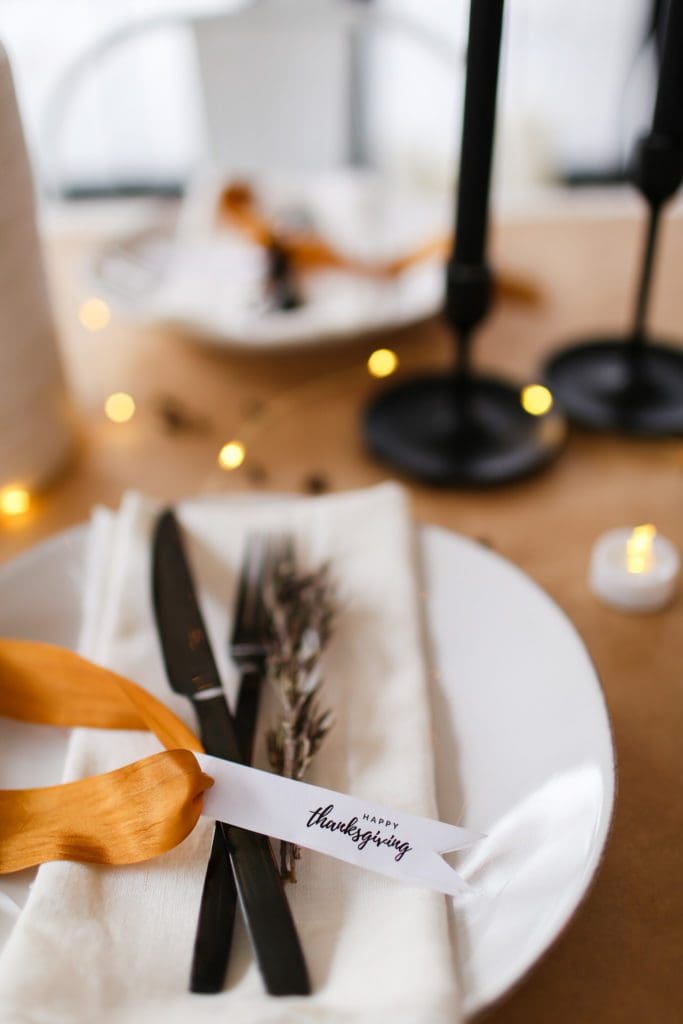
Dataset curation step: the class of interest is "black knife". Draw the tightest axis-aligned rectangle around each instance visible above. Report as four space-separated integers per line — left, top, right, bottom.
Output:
151 509 310 996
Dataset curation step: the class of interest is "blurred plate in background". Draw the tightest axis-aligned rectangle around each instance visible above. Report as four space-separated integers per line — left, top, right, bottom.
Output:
84 168 450 350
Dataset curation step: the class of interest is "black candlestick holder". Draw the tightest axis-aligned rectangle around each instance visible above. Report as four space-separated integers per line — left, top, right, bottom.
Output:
363 263 567 487
363 0 566 487
544 132 683 435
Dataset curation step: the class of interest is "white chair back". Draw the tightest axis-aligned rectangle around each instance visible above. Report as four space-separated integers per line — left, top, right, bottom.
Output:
192 0 359 172
41 0 459 191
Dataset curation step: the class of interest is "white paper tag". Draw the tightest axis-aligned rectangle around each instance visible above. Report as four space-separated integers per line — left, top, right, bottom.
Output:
196 754 481 895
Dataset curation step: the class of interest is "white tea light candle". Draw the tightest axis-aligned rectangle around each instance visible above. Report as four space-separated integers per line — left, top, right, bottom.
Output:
589 525 680 612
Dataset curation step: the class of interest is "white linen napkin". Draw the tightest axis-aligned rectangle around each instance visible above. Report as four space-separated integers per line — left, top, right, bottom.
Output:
0 484 461 1023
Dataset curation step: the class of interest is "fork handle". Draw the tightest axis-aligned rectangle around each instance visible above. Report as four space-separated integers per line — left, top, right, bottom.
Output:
234 668 263 764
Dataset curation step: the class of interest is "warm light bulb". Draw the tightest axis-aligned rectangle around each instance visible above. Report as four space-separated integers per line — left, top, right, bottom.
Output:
218 440 246 470
79 297 111 332
521 384 553 416
367 348 399 378
626 523 657 575
104 392 136 423
0 485 31 517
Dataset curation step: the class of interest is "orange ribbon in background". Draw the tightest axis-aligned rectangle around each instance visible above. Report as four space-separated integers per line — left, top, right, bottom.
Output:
0 639 213 873
217 181 542 304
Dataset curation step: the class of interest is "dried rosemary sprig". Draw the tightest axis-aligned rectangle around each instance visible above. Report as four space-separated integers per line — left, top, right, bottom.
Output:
265 553 336 881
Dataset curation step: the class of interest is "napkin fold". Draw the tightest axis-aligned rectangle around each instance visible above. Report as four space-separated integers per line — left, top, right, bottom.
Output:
0 484 461 1023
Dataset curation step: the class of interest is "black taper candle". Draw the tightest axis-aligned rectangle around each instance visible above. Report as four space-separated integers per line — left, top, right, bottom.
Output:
630 0 683 333
635 0 683 206
543 0 683 436
453 0 504 266
653 0 683 142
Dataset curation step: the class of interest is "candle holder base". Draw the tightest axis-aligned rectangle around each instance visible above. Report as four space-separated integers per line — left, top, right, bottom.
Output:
544 337 683 436
363 373 566 486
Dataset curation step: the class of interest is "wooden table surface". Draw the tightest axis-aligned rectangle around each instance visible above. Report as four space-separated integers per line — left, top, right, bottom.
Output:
1 203 682 1022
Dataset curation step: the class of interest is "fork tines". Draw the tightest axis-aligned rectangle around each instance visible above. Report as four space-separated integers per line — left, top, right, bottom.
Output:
231 533 293 761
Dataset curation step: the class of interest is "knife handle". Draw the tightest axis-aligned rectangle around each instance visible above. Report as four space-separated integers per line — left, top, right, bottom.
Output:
190 670 263 994
189 689 242 994
190 826 238 994
194 692 244 764
193 695 310 996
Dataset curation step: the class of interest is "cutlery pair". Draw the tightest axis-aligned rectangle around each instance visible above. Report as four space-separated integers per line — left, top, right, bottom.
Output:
152 511 309 996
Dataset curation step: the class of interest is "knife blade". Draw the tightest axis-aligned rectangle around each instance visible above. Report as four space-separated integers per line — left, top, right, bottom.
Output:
151 509 310 996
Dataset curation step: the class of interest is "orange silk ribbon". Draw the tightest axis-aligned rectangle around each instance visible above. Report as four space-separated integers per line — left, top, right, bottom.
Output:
0 639 214 873
217 181 542 304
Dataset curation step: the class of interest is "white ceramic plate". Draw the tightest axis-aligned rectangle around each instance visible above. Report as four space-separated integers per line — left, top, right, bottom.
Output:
85 170 449 351
0 524 614 1016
